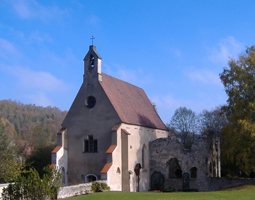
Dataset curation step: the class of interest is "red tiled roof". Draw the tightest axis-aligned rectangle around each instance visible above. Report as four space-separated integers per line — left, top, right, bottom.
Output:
100 73 168 130
51 146 62 153
106 145 117 153
121 128 131 135
100 163 112 174
111 124 121 132
58 127 67 134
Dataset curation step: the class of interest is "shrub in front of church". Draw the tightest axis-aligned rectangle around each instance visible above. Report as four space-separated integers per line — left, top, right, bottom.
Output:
91 182 110 192
2 166 62 200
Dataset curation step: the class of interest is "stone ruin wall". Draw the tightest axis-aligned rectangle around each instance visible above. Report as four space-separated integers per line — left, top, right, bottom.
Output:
149 133 221 191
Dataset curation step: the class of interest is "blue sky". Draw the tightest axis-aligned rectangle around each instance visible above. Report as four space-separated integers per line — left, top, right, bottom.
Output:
0 0 255 123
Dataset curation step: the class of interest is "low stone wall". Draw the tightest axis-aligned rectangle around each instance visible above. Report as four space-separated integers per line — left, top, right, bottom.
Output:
164 177 255 191
57 180 107 199
0 183 13 200
206 177 255 191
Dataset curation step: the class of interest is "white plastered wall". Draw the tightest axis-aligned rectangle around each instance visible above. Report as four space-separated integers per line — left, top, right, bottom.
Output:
57 148 68 185
108 123 168 191
56 130 68 185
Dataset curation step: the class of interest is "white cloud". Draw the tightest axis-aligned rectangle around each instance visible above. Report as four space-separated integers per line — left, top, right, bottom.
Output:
116 68 138 83
208 36 245 64
151 94 216 123
152 94 190 111
0 38 17 58
10 0 68 20
25 92 52 107
186 69 221 86
12 0 32 18
30 31 53 43
1 66 72 108
104 63 153 87
150 94 197 123
172 49 181 57
7 67 69 92
89 15 101 25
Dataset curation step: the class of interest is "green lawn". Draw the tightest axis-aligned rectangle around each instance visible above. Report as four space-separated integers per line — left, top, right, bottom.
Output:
65 185 255 200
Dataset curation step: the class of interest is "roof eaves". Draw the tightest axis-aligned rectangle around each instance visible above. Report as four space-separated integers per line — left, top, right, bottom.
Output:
106 145 117 154
111 124 121 132
121 128 131 135
51 146 62 153
58 127 67 134
100 163 112 174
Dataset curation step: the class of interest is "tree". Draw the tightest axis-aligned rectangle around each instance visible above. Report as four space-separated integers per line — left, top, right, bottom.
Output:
167 107 198 148
199 107 228 135
0 119 26 183
0 119 8 152
28 125 52 149
220 46 255 177
26 144 56 178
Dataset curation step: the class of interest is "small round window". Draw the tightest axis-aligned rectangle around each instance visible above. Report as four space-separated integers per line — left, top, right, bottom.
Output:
85 96 96 108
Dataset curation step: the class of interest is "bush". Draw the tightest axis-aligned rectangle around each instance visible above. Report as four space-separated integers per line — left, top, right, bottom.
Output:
1 166 62 200
91 182 110 192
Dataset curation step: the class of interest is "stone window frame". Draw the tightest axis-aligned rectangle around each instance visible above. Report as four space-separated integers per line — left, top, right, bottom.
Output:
83 135 98 153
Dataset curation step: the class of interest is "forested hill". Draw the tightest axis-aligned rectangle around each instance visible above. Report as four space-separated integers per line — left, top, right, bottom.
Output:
0 99 67 147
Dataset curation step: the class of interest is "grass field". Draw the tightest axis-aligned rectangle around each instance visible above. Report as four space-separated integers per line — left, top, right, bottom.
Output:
65 185 255 200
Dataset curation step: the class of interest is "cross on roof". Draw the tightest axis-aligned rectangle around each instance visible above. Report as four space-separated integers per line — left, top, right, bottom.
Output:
90 36 95 45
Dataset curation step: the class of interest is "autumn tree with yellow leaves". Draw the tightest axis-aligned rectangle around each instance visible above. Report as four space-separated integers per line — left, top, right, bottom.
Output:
220 46 255 177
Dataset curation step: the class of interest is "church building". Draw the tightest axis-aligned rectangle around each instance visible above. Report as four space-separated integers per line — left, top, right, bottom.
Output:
51 45 169 192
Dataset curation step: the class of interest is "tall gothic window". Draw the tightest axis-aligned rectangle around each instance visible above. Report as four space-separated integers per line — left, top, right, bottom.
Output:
190 167 197 178
142 144 146 168
84 135 97 152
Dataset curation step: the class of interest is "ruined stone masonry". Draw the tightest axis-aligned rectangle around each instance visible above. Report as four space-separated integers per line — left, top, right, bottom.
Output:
149 132 221 191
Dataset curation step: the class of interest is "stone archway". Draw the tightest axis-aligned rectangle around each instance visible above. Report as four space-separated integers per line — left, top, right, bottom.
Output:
85 174 97 183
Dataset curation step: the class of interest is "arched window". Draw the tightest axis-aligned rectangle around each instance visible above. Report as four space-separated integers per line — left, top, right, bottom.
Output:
90 55 95 68
85 174 97 183
61 167 66 184
116 167 121 174
190 167 197 178
142 144 146 168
